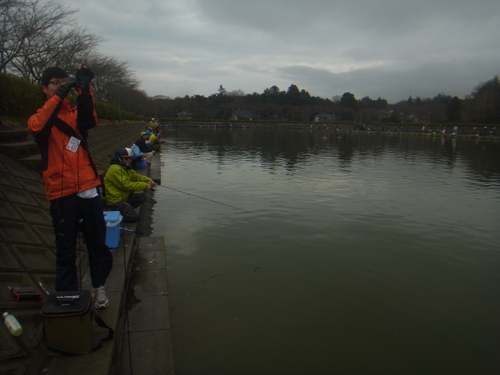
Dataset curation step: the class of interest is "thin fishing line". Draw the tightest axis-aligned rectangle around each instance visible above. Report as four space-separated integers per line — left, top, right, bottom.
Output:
157 184 247 212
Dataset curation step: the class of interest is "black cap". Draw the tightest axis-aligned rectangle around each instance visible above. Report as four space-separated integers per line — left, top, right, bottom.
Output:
40 67 68 86
119 148 138 160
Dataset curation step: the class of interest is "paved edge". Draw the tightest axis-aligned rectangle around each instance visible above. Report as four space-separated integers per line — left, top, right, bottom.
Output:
118 236 175 375
44 151 170 375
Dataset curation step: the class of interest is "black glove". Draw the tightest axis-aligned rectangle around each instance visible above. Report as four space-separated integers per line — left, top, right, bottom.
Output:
54 77 77 99
76 67 94 89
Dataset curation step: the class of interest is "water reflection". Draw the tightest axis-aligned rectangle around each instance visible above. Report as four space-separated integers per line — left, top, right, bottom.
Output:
167 129 500 183
154 128 500 375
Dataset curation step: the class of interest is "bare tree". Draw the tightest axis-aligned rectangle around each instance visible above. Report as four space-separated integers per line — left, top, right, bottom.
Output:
1 0 103 83
12 25 103 81
1 0 76 73
1 0 157 117
84 52 140 106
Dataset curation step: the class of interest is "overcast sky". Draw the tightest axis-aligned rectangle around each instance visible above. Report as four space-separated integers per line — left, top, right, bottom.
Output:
60 0 499 103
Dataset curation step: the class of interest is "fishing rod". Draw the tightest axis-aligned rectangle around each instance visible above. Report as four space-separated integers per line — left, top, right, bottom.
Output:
155 184 247 212
120 227 145 235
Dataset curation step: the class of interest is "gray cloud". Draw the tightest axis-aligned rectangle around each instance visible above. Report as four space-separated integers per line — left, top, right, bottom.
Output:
59 0 500 102
277 61 496 102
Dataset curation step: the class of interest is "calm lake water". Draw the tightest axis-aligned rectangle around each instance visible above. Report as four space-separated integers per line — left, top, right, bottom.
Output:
151 128 500 375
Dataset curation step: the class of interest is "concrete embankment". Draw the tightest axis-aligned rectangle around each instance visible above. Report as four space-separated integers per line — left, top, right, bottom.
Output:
0 122 173 375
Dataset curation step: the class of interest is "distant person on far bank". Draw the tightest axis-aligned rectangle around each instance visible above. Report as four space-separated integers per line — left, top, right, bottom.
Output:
27 64 113 309
104 148 156 223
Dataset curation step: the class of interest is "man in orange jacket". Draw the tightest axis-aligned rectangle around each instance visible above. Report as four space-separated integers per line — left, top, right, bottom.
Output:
28 65 112 309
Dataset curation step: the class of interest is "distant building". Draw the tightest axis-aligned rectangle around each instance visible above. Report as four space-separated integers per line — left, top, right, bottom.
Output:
231 110 254 120
314 113 337 122
177 110 193 119
152 95 171 100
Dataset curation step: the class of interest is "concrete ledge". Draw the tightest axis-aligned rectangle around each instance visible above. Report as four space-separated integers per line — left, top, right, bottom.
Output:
0 123 171 375
117 237 174 375
45 226 138 375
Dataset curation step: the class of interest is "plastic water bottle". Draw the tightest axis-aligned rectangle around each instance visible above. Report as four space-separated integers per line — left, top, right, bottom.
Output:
3 312 22 337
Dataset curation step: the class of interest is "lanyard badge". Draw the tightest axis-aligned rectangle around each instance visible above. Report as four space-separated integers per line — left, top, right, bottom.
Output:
66 136 81 153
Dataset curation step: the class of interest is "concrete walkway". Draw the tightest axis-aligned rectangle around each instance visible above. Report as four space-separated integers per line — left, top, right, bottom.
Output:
0 123 174 374
118 237 174 375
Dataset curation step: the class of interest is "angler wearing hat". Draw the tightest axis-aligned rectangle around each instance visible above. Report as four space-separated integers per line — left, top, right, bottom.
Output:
27 65 113 309
148 128 163 152
133 131 155 165
104 148 156 223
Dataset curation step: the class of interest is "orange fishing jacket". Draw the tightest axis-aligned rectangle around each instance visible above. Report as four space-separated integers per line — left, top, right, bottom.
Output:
28 89 100 201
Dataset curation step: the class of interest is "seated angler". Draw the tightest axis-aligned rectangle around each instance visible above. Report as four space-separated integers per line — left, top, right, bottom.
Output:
148 129 163 152
104 148 156 222
134 131 155 165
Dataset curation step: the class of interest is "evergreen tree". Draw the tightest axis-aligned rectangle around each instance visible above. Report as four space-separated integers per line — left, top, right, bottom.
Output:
340 92 358 109
445 96 461 122
472 76 500 123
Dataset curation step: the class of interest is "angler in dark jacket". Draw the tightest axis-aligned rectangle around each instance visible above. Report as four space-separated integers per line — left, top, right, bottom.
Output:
134 131 154 164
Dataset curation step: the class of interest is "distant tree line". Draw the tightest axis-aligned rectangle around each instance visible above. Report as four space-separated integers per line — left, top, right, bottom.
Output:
2 0 499 125
152 79 500 125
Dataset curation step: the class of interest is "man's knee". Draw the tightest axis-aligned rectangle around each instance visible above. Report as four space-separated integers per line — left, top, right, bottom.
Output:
109 202 140 223
128 192 147 208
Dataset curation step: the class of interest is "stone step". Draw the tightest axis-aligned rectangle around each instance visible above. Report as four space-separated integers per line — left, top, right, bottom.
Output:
0 140 39 159
17 154 41 171
0 129 29 143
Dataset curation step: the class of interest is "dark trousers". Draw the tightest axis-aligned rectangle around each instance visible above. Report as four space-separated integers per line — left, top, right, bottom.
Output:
109 192 146 223
50 193 113 291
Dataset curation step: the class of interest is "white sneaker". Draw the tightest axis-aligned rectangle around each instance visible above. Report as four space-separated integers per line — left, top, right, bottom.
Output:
93 286 109 309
